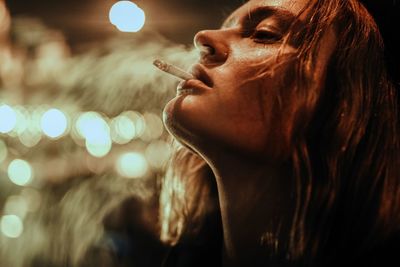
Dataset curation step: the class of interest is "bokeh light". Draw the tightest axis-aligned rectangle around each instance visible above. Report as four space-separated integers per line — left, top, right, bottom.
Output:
110 113 136 144
116 152 148 178
130 111 146 138
0 139 7 163
21 188 42 213
75 112 112 157
1 215 23 238
12 106 28 135
4 195 29 218
0 104 17 133
109 1 146 32
85 137 112 158
75 112 107 140
40 108 68 138
145 140 171 169
12 106 43 147
19 130 42 148
7 159 33 186
140 113 164 141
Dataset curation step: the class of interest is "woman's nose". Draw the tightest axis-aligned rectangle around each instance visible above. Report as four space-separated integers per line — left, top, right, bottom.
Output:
194 30 229 65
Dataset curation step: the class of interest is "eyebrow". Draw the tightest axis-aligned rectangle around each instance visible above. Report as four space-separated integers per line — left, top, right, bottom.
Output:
222 6 297 29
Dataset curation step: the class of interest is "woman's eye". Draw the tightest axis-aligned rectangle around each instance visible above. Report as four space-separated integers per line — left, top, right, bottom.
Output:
251 30 282 43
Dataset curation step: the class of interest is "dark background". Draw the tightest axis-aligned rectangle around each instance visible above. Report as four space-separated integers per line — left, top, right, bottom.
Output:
5 0 243 51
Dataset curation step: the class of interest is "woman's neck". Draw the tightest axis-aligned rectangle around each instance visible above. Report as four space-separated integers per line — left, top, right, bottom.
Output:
205 152 294 267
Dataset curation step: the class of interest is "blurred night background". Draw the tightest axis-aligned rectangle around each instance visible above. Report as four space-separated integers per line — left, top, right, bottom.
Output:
0 1 241 267
6 0 242 51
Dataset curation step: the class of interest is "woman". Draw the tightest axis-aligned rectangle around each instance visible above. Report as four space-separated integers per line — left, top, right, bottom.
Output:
160 0 400 266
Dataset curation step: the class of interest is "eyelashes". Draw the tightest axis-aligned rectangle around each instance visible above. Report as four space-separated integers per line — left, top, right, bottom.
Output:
251 29 283 44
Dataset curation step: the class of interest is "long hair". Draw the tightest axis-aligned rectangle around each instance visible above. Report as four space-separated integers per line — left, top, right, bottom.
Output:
286 0 400 264
159 0 400 265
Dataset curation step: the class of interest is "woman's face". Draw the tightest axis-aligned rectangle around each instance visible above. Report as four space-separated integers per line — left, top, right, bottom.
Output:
163 0 334 160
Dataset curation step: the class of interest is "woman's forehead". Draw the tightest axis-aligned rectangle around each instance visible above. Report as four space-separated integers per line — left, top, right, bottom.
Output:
223 0 310 27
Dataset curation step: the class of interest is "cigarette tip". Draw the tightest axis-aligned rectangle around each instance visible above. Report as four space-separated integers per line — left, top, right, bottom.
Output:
153 59 167 70
152 58 194 80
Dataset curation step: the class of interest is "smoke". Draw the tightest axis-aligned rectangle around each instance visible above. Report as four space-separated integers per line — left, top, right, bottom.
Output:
0 17 199 267
54 30 199 116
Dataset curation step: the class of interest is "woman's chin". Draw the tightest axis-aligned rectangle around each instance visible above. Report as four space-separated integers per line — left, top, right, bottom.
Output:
163 98 191 139
162 99 178 136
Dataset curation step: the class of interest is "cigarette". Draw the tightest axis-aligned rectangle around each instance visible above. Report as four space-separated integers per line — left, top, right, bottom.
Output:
153 59 194 80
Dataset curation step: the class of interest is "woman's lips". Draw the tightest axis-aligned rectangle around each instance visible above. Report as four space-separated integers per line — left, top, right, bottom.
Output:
190 64 214 87
176 64 213 96
176 79 211 95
